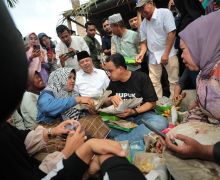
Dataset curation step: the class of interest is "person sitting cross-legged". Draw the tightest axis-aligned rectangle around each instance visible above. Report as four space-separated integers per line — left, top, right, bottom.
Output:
103 53 168 142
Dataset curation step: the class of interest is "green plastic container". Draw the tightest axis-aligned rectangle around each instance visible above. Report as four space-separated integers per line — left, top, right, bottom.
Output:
99 112 119 121
155 105 171 114
125 57 136 64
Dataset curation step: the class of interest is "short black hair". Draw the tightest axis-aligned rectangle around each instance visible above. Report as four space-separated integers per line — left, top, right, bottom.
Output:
101 18 108 25
56 25 70 35
106 53 127 69
85 21 96 30
71 69 76 76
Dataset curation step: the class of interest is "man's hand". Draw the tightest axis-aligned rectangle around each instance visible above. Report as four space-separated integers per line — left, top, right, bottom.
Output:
117 108 135 118
59 54 69 67
109 95 122 107
161 53 169 65
165 134 213 160
68 47 77 53
136 53 144 64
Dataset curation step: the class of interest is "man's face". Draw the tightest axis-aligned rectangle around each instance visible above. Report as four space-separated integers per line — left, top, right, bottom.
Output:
110 24 120 36
138 2 154 19
79 57 94 74
58 30 72 47
86 25 96 38
104 61 122 81
102 20 112 34
129 17 138 30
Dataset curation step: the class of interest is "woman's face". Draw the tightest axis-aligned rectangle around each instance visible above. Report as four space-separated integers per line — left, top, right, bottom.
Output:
41 36 50 48
180 40 199 71
66 72 75 92
29 33 38 46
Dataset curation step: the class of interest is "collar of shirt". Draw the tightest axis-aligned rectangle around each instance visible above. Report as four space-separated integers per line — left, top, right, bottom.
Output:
149 8 158 21
81 68 98 76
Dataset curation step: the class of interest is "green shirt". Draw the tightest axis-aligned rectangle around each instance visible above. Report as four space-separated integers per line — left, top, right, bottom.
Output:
111 29 140 71
84 35 101 68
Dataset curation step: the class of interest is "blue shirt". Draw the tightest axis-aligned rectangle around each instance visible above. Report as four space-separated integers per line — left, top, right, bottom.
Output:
37 90 77 124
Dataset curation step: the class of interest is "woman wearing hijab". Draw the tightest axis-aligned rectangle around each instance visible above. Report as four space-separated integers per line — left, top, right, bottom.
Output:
37 67 94 124
161 9 220 164
26 32 49 84
173 0 205 98
0 2 146 179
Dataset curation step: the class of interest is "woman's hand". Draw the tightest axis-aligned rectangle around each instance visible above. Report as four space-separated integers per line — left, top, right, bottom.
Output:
75 96 94 108
76 139 126 164
165 134 213 160
156 136 166 154
88 154 114 175
30 49 41 59
62 125 86 159
47 51 56 61
53 119 80 136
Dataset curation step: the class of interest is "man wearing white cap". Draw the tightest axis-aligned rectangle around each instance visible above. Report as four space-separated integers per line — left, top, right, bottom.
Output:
136 0 179 98
108 13 141 72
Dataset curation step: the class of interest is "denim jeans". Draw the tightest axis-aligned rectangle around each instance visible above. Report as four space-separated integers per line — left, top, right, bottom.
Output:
108 111 168 143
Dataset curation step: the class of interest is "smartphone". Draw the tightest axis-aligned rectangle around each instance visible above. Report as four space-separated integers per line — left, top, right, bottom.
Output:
141 120 178 146
65 124 78 131
65 51 76 58
33 45 40 51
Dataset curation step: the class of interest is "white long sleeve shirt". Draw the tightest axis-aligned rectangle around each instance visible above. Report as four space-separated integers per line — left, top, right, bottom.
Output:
55 36 90 70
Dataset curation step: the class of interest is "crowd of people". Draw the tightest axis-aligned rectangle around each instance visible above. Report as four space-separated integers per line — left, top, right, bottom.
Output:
1 0 220 179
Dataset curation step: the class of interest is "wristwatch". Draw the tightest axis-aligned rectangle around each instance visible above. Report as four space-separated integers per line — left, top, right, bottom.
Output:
47 128 53 139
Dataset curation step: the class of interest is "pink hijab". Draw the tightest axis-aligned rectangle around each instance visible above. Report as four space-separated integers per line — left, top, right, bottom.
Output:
179 10 220 78
26 32 47 73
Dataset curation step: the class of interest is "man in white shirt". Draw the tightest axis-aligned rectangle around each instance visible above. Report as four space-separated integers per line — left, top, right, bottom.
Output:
55 25 90 71
75 51 110 98
136 0 179 98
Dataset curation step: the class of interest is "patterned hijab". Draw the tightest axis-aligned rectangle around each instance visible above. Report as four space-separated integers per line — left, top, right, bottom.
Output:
44 67 80 120
45 67 77 98
179 10 220 78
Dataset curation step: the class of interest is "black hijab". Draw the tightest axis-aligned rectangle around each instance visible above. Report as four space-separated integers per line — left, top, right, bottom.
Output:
0 1 28 121
174 0 205 33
